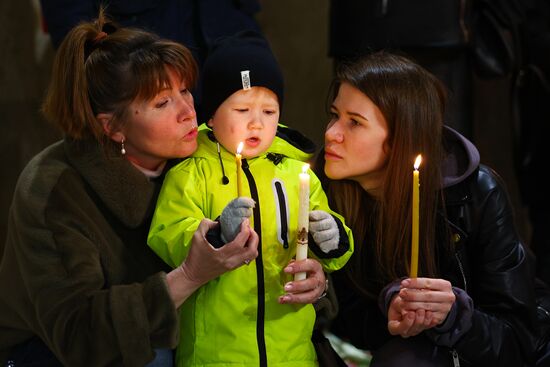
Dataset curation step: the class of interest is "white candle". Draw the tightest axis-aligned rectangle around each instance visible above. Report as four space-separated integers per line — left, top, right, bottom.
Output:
295 163 310 281
236 142 243 197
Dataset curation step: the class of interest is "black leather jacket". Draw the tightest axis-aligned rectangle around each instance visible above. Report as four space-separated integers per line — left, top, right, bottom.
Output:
439 164 538 366
330 127 540 366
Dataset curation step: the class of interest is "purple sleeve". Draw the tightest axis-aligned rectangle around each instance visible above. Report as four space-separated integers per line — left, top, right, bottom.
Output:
425 287 474 347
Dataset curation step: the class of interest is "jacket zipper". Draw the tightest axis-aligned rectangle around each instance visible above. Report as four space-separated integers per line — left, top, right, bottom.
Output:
273 181 289 249
454 252 468 293
242 159 268 367
451 247 465 366
452 349 461 366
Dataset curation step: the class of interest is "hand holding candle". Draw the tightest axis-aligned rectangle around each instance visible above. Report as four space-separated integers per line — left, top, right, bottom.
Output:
235 142 244 197
410 155 422 278
295 163 310 281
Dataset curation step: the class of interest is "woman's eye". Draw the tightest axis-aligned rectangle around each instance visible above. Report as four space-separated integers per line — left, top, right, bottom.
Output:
155 100 168 108
349 119 360 127
235 108 248 112
264 109 276 115
180 88 189 95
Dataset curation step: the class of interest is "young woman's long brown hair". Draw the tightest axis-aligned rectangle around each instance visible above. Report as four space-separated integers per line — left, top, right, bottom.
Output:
42 8 197 142
317 52 449 297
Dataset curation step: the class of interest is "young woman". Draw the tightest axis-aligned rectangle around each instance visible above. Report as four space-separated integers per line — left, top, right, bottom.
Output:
316 51 542 366
0 11 325 366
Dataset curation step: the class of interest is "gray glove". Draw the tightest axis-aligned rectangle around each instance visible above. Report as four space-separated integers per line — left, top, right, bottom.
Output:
220 197 255 243
309 210 339 253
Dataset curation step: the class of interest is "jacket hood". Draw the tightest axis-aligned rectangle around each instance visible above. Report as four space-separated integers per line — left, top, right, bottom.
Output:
441 126 480 188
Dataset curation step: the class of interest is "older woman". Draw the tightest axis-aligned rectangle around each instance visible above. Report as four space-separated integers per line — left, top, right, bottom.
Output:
0 11 325 367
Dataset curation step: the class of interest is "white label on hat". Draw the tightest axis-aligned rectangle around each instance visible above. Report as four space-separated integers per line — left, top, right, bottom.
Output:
241 70 251 90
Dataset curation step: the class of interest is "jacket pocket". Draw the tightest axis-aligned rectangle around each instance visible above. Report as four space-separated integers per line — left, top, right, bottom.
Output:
272 179 289 249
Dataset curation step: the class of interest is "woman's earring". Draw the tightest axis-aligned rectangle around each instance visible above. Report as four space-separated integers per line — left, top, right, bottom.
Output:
121 138 126 155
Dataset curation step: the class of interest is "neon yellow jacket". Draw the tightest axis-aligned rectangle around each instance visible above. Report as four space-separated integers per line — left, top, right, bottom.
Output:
148 126 353 367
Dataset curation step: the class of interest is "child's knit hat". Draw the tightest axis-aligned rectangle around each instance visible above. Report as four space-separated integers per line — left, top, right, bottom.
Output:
200 30 284 120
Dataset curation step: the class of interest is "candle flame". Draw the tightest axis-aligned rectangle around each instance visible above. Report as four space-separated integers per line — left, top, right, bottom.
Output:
414 155 422 170
302 163 310 173
236 142 244 155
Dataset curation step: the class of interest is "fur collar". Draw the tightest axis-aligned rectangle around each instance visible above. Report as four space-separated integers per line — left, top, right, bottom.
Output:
64 138 157 228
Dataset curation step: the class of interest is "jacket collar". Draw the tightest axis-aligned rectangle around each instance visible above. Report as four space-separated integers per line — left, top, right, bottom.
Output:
64 138 157 228
193 124 316 162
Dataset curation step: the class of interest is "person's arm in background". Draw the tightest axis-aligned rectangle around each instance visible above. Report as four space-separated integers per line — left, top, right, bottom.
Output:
40 0 97 48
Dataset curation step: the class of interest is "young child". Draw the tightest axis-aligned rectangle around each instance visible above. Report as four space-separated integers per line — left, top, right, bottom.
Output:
148 30 353 367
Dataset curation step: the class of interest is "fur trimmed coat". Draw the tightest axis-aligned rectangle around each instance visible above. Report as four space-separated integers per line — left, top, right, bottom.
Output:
0 139 178 366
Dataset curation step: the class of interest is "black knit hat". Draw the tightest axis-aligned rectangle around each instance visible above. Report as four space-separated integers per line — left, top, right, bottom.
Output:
200 30 284 121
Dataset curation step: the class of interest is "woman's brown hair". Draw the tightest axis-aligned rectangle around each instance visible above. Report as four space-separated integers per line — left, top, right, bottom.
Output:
42 8 198 142
316 51 449 296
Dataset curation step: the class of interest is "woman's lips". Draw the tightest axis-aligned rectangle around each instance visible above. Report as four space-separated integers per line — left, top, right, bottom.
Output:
183 127 198 141
324 148 342 160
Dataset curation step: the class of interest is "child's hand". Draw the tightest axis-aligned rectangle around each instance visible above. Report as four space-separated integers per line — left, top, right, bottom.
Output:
309 210 339 253
220 197 255 243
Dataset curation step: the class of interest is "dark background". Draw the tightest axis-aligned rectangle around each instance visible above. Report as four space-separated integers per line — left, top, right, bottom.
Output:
0 0 530 247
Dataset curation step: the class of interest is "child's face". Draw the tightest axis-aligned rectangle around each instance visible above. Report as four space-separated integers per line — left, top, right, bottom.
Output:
209 86 280 158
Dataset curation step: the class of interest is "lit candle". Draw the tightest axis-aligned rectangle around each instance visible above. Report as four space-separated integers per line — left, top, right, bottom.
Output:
410 154 422 278
295 163 310 281
236 142 243 197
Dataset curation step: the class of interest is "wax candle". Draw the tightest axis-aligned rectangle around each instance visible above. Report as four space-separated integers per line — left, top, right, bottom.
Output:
295 163 310 281
236 142 243 197
410 154 422 278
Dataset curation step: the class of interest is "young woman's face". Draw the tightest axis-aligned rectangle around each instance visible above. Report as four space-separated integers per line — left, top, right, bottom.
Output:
121 68 198 170
324 82 389 194
208 86 279 158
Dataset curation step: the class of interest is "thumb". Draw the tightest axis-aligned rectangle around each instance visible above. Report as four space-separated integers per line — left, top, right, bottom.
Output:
309 210 328 221
197 218 217 235
387 320 401 335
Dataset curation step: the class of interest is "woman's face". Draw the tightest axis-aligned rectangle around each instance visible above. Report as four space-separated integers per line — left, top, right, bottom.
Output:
208 86 279 158
119 68 198 170
324 82 389 194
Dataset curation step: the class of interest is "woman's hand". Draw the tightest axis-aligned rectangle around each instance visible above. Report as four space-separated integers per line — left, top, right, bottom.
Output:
167 218 259 308
387 277 455 338
278 259 327 304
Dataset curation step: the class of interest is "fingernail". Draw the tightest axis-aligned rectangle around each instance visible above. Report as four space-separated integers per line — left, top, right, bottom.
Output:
284 266 294 273
401 279 410 287
280 295 291 303
284 283 293 291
